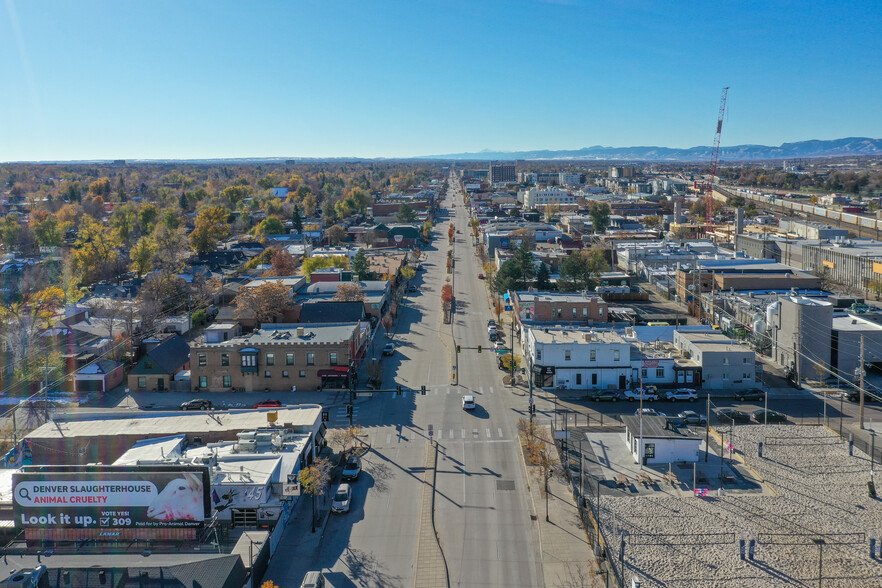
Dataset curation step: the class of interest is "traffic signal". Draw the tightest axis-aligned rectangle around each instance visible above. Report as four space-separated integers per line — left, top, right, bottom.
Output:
321 410 329 422
345 404 353 416
421 385 427 395
456 345 461 353
529 404 536 415
477 345 482 353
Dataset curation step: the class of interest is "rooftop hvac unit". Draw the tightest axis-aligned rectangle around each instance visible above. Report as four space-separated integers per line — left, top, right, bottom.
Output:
3 566 48 588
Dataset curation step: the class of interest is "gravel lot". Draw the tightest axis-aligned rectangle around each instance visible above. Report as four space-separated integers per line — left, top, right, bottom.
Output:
597 425 882 587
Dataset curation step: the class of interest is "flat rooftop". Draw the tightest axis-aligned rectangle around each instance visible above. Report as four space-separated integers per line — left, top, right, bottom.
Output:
620 415 701 439
515 291 604 303
200 322 360 347
530 328 626 345
832 314 882 332
27 406 322 441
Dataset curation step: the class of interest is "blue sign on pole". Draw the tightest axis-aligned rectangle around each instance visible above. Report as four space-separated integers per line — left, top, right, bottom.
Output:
504 305 513 311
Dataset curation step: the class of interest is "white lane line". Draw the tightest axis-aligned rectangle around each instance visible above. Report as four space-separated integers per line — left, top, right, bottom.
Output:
489 387 494 394
498 428 503 438
450 429 454 439
479 387 484 395
485 428 491 438
446 388 451 395
386 433 391 444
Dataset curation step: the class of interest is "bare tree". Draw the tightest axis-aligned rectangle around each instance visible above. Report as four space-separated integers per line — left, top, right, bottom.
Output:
298 456 333 533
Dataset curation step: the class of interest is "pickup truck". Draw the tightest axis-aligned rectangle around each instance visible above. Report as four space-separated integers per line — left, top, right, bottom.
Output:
623 387 659 401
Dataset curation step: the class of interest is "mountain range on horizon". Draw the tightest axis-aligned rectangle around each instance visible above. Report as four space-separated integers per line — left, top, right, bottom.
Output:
419 137 882 162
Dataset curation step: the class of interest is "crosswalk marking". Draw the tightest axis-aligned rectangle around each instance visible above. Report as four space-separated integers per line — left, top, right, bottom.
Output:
498 428 503 437
485 428 491 438
479 387 484 395
434 389 438 395
437 429 442 440
489 387 494 394
446 388 451 395
461 428 465 439
450 429 454 439
386 433 391 444
472 429 478 438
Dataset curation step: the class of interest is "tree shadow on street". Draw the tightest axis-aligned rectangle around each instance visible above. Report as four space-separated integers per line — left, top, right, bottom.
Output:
331 546 404 588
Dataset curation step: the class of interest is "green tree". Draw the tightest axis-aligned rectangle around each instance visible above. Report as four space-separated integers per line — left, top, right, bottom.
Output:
129 236 157 276
151 224 189 273
493 259 522 295
558 248 608 291
301 255 349 278
535 262 551 290
292 204 303 234
254 216 286 236
110 204 140 245
588 201 611 234
190 206 230 254
33 215 65 247
0 215 21 252
349 188 372 212
72 216 121 282
396 203 417 223
351 248 371 280
512 245 535 289
137 203 159 236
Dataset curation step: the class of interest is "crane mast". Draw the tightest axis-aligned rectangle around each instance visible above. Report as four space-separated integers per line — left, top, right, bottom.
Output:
706 86 729 231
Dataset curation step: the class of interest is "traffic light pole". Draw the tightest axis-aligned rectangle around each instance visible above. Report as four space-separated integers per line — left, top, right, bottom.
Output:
341 385 428 427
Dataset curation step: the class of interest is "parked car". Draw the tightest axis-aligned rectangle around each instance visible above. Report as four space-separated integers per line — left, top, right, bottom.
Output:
487 319 496 327
252 399 282 408
181 399 212 411
665 388 698 402
677 410 707 426
331 484 352 513
341 456 362 481
478 273 485 279
715 408 751 423
407 285 418 292
845 391 877 403
417 265 425 271
634 408 666 417
462 395 476 410
623 386 659 401
300 571 325 588
494 341 507 352
489 331 498 342
752 409 787 423
591 390 622 402
382 342 395 356
735 388 765 402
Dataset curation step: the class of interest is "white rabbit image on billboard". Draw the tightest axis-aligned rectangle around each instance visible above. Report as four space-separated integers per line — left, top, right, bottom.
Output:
147 473 204 522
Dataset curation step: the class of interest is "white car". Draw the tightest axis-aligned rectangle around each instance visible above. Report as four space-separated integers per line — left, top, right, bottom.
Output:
665 388 698 402
634 408 666 417
623 387 659 401
331 483 352 513
462 395 476 410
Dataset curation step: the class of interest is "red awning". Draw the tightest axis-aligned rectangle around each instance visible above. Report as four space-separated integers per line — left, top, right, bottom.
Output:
317 367 349 377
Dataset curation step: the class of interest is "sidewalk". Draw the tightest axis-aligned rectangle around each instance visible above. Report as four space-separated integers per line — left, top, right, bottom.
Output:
522 428 604 587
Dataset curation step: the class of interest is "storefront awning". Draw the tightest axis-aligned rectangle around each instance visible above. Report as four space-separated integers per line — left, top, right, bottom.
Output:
318 367 350 377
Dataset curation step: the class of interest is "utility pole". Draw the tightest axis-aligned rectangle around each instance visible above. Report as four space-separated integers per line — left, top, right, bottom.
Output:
705 394 711 462
859 335 865 430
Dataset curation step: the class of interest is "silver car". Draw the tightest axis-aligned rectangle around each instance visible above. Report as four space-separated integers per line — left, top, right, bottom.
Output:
331 483 352 513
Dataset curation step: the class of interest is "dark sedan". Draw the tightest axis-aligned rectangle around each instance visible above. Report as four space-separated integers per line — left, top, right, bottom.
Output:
735 388 765 402
715 408 751 423
752 409 787 423
591 390 622 402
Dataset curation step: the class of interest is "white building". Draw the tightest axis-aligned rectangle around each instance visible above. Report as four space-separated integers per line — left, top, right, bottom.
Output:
673 331 757 390
621 416 702 465
527 328 632 390
519 186 575 209
559 172 582 186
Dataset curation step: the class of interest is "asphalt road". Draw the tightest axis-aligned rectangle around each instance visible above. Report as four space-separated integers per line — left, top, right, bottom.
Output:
266 173 544 587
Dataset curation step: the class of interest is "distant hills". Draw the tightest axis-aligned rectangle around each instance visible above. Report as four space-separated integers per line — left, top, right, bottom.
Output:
420 137 882 162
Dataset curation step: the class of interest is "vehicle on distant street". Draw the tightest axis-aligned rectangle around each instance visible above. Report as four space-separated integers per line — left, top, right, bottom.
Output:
252 399 282 409
331 484 352 513
623 386 659 401
478 273 485 279
462 395 476 410
735 388 765 402
677 410 707 426
752 409 787 423
715 408 751 423
634 408 665 417
845 390 877 403
181 399 213 411
591 390 622 402
665 388 698 402
382 342 395 356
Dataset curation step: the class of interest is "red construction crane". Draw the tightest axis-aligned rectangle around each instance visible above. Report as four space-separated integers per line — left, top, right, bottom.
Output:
706 86 729 231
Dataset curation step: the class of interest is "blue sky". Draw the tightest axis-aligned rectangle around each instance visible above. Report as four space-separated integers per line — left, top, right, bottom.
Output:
1 0 880 160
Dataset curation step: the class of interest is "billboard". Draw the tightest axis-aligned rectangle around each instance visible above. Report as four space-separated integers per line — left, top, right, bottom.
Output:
13 465 210 530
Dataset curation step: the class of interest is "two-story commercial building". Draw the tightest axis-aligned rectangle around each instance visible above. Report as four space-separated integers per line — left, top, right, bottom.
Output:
189 322 371 393
672 330 757 390
513 291 608 325
526 328 632 390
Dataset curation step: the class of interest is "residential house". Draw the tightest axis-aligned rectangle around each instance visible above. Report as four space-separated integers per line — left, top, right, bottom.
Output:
127 333 191 392
73 359 125 395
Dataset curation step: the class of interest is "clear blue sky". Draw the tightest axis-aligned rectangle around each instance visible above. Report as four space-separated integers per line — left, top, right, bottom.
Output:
1 0 880 161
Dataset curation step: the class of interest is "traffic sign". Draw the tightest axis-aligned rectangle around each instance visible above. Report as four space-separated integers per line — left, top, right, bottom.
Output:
428 424 434 438
504 305 513 311
528 397 534 405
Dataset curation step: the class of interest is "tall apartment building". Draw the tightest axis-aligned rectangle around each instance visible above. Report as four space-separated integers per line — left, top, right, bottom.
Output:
610 166 636 178
490 162 516 183
519 186 575 208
